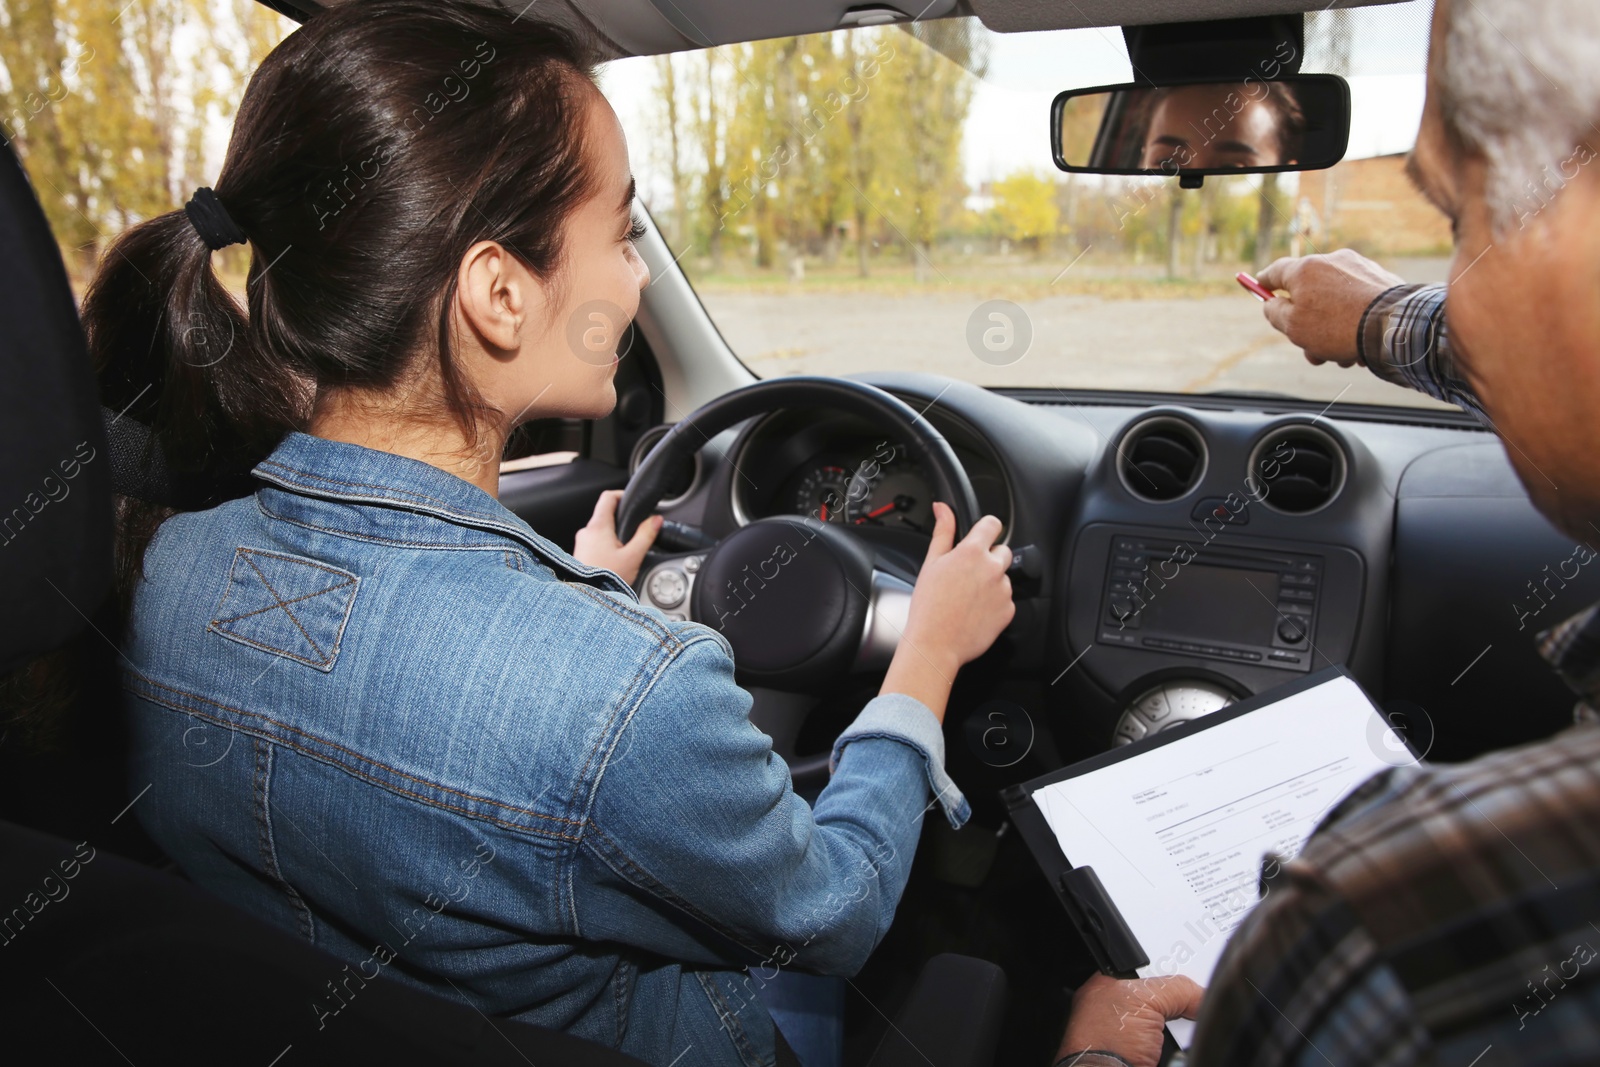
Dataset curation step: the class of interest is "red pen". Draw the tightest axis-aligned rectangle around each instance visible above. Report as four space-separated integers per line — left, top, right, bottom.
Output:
1236 271 1274 301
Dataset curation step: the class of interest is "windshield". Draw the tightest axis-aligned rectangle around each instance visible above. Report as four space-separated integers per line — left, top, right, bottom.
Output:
601 2 1448 409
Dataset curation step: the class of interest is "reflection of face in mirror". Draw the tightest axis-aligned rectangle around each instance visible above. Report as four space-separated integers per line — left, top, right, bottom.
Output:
1135 83 1305 170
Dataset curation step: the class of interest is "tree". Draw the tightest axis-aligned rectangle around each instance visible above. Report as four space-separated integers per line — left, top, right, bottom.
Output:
638 23 983 280
650 54 690 251
992 170 1060 254
791 33 853 265
873 21 984 282
841 28 888 277
691 50 731 272
737 39 791 270
0 0 290 278
1165 185 1183 279
1189 178 1218 276
1253 172 1283 271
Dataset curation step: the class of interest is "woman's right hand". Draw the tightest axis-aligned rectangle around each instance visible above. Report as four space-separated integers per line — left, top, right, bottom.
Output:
899 501 1015 678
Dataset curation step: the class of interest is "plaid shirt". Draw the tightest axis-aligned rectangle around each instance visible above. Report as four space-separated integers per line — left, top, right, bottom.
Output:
1057 285 1600 1067
1355 283 1494 425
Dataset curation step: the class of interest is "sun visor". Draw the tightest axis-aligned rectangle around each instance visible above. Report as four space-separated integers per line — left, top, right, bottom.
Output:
965 0 1405 35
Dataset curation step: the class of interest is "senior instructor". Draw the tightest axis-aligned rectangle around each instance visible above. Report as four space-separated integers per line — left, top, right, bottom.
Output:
1051 2 1600 1065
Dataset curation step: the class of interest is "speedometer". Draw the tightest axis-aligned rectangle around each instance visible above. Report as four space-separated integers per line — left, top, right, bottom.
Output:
846 447 933 532
793 465 851 524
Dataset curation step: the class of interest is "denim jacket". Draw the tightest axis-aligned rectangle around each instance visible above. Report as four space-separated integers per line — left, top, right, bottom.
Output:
121 430 971 1067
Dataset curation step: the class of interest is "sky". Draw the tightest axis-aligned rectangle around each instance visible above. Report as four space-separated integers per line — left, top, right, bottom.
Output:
599 1 1436 205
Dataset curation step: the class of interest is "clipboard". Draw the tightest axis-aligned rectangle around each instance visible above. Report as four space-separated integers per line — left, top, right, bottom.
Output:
1001 665 1410 979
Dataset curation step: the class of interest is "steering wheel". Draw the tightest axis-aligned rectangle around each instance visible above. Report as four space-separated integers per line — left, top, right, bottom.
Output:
616 377 983 786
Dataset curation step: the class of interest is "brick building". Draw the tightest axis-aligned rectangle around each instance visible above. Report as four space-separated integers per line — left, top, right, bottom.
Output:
1294 152 1453 257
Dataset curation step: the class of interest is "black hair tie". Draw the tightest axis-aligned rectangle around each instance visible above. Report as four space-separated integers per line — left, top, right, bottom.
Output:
184 187 248 251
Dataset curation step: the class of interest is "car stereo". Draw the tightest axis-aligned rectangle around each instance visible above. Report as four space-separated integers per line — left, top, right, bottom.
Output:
1095 534 1321 672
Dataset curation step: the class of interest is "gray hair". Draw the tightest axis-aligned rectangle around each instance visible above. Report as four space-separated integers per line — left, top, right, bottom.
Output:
1438 0 1600 233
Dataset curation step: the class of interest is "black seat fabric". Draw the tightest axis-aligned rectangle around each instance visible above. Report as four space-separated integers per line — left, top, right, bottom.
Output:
0 134 113 672
865 953 1009 1067
0 108 156 861
0 817 650 1066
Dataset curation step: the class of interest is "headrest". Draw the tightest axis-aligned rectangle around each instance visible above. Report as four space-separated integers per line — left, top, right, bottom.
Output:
100 406 260 512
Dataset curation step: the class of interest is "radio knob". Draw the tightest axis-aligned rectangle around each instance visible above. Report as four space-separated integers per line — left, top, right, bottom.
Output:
1112 680 1236 746
1277 617 1307 643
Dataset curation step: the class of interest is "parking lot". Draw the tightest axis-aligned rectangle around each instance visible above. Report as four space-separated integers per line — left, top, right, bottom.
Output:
701 289 1456 410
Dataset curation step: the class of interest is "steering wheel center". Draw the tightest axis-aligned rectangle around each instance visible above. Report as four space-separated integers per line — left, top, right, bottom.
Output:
691 516 874 690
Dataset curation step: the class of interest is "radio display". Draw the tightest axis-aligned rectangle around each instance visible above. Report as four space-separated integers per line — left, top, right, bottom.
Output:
1138 563 1282 646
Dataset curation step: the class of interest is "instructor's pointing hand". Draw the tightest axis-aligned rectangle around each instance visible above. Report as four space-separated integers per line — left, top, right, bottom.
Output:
1257 249 1406 367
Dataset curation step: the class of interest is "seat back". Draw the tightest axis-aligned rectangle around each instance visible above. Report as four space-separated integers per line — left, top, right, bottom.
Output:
0 129 158 860
0 816 649 1065
0 136 113 672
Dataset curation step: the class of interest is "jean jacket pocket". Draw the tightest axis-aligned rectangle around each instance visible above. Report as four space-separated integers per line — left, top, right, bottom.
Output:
207 546 360 672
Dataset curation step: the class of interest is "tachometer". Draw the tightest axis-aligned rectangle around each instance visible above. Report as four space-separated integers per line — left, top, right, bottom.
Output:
793 464 852 524
846 447 933 532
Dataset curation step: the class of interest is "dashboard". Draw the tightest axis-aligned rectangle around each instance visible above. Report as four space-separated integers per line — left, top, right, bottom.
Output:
626 369 1600 811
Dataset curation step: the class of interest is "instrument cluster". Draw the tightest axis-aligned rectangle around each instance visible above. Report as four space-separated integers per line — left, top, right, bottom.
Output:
786 442 938 532
729 408 1011 545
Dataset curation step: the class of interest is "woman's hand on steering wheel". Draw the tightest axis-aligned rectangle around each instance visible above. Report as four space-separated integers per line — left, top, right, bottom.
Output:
881 502 1014 724
904 502 1015 670
574 489 663 586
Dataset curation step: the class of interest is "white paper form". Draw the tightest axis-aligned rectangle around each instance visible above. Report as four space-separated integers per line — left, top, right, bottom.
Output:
1032 673 1416 1047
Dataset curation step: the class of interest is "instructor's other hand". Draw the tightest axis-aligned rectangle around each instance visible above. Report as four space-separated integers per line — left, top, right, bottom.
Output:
574 489 661 587
1257 249 1406 367
1055 973 1205 1067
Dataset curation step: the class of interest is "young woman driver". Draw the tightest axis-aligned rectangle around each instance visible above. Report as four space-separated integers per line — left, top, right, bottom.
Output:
85 3 1015 1065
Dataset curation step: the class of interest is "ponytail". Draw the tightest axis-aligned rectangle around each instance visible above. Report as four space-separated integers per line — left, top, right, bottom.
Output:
83 200 302 620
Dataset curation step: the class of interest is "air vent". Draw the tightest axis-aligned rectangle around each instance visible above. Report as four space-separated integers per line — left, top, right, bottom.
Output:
1118 417 1206 502
1249 426 1347 514
629 425 701 506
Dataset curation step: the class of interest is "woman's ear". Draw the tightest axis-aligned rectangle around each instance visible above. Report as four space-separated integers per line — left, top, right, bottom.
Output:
455 240 537 355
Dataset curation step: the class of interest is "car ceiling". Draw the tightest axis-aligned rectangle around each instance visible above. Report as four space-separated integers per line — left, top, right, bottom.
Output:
296 0 1412 57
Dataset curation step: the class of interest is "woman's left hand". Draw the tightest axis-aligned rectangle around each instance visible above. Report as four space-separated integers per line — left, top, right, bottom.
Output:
572 489 663 587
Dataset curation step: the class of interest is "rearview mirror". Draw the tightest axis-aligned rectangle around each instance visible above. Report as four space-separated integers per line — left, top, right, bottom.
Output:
1051 74 1350 177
